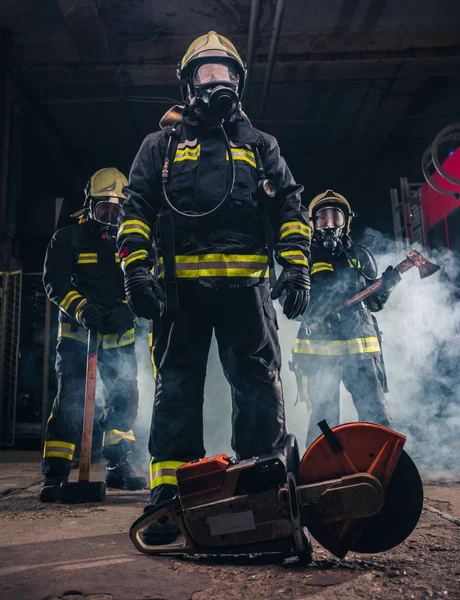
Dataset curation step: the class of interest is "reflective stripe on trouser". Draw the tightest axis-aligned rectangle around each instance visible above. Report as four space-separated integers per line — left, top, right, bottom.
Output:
102 429 136 447
42 337 138 476
150 459 185 489
43 440 76 461
58 323 135 349
293 336 381 355
150 282 285 463
292 354 391 448
157 254 269 279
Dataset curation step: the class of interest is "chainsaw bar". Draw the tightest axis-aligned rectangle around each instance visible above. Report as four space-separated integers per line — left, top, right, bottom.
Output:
297 422 423 558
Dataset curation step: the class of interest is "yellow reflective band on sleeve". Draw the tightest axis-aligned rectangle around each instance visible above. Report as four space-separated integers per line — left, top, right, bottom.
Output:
293 336 381 355
280 250 309 267
158 254 269 279
279 221 311 240
118 220 151 240
77 253 98 264
101 328 135 349
115 252 121 264
348 258 362 269
102 429 136 447
58 322 88 343
311 262 334 275
121 249 149 272
43 440 76 461
59 290 83 311
150 459 185 490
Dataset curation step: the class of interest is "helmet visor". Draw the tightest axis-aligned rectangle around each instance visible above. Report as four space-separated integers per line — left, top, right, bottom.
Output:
315 207 345 230
93 198 122 226
193 63 239 87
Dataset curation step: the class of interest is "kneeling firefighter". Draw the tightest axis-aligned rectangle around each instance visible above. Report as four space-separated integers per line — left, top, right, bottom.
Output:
40 168 146 501
291 190 401 448
117 32 311 543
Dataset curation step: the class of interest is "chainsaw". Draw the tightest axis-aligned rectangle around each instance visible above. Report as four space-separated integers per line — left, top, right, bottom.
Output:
130 421 423 562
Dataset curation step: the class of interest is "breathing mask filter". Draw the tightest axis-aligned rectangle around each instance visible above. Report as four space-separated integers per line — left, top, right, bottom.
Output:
192 62 240 121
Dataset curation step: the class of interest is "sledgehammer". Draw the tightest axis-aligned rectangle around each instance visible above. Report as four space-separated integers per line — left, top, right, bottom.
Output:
60 329 106 503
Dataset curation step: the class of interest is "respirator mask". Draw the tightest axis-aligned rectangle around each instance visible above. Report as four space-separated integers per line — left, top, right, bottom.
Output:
90 197 122 238
192 62 239 121
314 206 346 250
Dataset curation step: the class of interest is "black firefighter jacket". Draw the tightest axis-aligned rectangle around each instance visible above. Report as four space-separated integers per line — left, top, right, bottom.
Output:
293 244 392 359
117 112 311 287
43 220 134 345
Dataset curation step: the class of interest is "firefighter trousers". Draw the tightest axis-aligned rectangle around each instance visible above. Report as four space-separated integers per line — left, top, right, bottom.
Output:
149 282 286 504
42 331 138 476
294 354 391 448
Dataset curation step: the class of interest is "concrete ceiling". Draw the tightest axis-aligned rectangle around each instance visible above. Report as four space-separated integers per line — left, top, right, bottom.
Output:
2 0 460 230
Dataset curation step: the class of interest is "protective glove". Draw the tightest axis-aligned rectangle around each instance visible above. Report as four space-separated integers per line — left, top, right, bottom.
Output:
76 302 105 331
381 266 401 292
124 266 165 320
100 304 134 338
271 265 311 320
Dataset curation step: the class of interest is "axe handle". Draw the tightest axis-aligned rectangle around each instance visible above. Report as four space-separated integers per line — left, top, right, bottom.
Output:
336 256 415 311
78 329 98 483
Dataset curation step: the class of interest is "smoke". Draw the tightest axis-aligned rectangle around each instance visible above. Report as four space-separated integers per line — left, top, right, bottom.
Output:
133 236 460 477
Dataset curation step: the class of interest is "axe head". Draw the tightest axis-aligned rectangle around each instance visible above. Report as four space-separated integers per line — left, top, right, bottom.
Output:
407 250 441 279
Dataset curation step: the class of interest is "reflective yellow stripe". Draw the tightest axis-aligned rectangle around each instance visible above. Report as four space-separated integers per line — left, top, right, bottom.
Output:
279 221 311 240
102 429 136 446
150 459 185 489
43 440 76 461
174 145 201 162
115 252 121 264
74 298 87 318
226 147 256 169
101 328 135 349
158 254 269 279
77 253 98 264
293 337 381 355
348 258 362 269
58 322 88 344
280 250 308 267
59 290 82 311
118 220 151 240
311 262 334 275
121 249 149 271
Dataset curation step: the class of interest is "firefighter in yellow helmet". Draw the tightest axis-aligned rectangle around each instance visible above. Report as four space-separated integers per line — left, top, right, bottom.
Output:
40 168 146 501
290 190 401 447
117 32 311 543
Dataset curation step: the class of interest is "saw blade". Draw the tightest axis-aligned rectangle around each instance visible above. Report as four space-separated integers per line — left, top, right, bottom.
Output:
350 449 423 553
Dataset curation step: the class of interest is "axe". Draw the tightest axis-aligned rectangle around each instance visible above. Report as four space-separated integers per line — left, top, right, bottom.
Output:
310 250 440 329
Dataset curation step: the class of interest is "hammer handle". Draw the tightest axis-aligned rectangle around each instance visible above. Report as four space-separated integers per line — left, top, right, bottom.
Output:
78 329 98 483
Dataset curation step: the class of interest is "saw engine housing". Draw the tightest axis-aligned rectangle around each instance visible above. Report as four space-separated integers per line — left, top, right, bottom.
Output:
130 422 423 561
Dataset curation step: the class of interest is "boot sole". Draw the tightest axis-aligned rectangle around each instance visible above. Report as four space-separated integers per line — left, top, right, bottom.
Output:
105 480 146 491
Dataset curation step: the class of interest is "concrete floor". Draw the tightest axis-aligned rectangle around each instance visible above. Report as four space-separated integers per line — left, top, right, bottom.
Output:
0 451 459 600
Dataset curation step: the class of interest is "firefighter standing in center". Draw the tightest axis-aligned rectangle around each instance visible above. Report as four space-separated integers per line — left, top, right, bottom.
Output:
117 32 311 542
291 190 401 448
40 168 146 501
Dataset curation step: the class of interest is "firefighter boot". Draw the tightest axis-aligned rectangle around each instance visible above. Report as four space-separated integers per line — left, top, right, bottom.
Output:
39 475 68 502
141 484 180 545
103 440 146 490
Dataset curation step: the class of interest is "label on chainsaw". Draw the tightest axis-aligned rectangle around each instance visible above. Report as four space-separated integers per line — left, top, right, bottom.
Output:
207 511 256 536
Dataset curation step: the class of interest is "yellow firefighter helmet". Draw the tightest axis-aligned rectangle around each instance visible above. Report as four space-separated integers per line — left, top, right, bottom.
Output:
87 167 128 200
308 189 354 234
178 31 246 96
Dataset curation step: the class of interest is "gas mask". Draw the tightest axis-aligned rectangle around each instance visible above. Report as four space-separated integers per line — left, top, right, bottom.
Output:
191 62 239 121
90 197 122 238
314 206 346 250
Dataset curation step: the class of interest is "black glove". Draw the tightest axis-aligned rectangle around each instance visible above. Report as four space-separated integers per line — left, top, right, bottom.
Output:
124 266 165 320
271 265 311 320
381 266 401 291
76 302 105 331
100 304 134 338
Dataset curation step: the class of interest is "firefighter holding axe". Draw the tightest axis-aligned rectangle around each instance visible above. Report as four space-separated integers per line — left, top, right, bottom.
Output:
289 190 439 448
